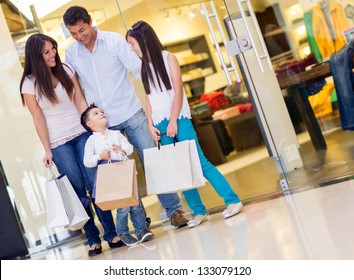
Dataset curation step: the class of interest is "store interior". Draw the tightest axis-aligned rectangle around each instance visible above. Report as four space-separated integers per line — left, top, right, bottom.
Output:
1 0 354 257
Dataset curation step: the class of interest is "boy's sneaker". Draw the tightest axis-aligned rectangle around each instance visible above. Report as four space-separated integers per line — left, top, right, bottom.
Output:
120 234 138 246
137 230 154 243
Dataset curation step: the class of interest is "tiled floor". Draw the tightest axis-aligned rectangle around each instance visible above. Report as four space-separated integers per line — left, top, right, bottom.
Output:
29 179 354 260
20 122 354 261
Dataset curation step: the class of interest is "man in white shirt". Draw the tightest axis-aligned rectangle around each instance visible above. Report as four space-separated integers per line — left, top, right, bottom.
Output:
63 6 189 228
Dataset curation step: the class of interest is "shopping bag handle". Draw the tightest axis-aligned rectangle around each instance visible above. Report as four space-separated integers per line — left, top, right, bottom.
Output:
157 136 177 150
107 152 128 164
47 166 58 181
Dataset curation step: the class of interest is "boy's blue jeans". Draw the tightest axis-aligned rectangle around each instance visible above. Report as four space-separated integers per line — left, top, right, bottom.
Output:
116 203 147 236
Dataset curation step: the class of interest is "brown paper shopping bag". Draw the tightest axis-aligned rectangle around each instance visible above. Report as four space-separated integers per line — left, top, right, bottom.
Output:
95 159 139 210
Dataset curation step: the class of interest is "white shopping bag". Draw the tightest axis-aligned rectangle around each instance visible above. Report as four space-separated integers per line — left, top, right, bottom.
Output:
45 176 69 228
45 168 90 231
143 139 205 195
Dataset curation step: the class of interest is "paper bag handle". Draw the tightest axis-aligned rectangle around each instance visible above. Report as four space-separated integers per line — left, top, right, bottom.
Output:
47 166 58 181
157 136 177 150
107 152 128 164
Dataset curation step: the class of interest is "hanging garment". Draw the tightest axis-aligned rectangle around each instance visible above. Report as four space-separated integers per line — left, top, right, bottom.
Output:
329 41 354 130
304 11 323 62
312 1 350 59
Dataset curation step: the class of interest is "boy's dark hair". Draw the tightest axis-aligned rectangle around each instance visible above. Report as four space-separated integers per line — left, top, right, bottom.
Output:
80 104 98 132
126 21 171 95
63 6 91 26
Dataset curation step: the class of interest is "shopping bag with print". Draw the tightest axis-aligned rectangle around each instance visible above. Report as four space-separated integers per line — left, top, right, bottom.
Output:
95 159 139 210
143 139 205 195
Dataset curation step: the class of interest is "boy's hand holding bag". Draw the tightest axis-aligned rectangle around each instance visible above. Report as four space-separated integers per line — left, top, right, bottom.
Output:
95 155 139 211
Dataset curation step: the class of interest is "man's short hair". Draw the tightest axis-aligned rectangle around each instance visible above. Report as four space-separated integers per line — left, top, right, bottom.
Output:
63 6 91 26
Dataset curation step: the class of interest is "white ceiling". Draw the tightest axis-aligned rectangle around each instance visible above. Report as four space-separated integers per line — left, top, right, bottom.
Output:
36 0 207 20
39 0 143 20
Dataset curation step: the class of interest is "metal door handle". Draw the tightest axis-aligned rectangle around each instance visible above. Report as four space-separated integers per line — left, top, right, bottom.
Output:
236 0 273 72
201 1 241 83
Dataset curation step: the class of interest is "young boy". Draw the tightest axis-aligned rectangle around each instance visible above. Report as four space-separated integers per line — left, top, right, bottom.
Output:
81 104 153 246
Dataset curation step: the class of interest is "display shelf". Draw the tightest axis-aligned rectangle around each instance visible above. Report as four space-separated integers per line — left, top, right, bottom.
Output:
164 35 216 97
255 3 294 60
180 57 209 67
182 72 214 83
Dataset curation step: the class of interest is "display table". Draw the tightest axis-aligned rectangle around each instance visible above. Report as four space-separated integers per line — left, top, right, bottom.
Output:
192 106 262 165
276 62 332 150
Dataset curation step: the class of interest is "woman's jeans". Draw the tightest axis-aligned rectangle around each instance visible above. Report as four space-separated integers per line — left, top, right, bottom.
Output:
155 117 241 216
109 108 182 218
51 132 117 246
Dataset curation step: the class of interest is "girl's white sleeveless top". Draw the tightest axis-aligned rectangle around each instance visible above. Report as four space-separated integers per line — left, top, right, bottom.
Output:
147 50 191 126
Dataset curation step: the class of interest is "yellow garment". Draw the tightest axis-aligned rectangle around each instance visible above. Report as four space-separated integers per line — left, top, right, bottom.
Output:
312 1 349 59
308 83 334 118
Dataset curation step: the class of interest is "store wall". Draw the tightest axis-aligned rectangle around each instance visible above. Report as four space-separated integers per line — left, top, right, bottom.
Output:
0 8 41 246
98 1 227 106
104 1 221 61
0 8 69 249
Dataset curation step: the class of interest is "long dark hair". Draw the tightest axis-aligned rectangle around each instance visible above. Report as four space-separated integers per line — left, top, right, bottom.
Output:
19 34 74 105
126 21 171 94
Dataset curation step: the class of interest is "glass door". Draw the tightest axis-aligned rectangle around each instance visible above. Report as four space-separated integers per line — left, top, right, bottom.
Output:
114 0 300 212
0 0 127 251
203 0 354 193
201 0 302 192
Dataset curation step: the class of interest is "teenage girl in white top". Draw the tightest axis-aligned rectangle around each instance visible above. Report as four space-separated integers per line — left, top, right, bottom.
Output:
126 21 243 227
20 34 123 256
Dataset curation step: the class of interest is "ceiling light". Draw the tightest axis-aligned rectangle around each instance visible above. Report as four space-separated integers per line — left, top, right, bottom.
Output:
165 11 171 21
188 8 196 19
